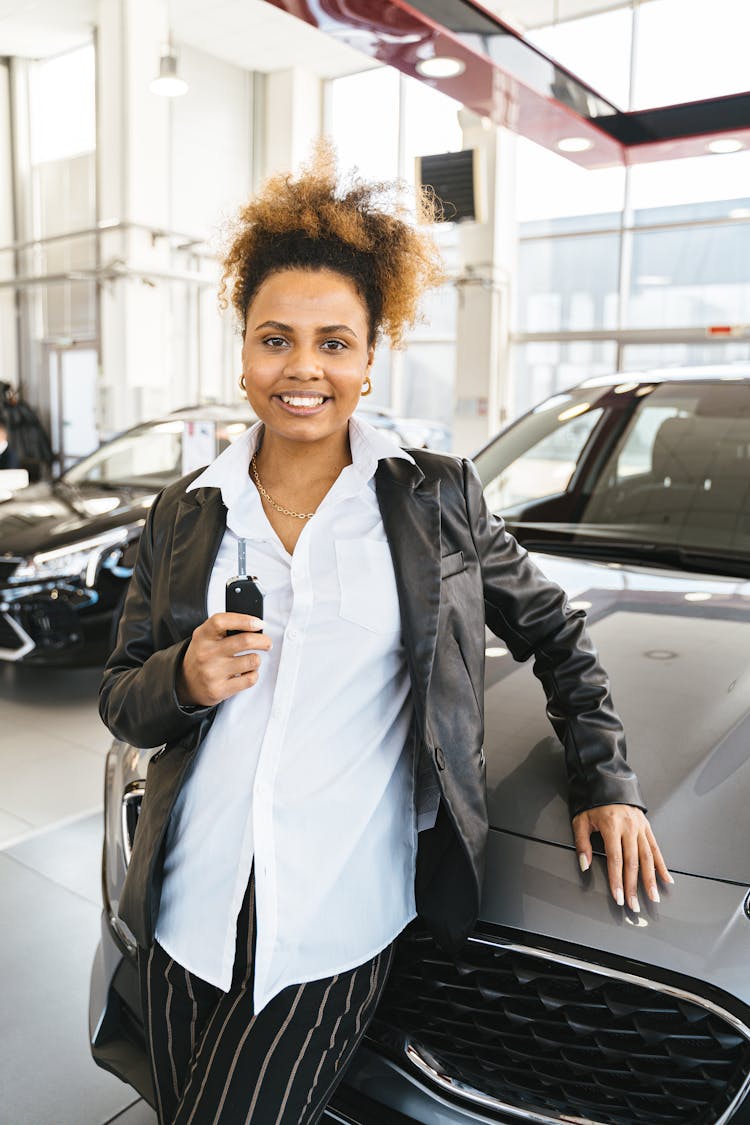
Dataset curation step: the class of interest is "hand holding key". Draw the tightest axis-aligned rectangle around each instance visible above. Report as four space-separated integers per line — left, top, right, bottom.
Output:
176 612 272 708
177 538 271 708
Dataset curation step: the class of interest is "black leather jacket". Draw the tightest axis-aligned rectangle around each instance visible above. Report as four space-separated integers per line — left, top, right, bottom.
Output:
100 450 645 952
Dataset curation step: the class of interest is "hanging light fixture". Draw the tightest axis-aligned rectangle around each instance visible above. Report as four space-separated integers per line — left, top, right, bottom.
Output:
150 38 188 97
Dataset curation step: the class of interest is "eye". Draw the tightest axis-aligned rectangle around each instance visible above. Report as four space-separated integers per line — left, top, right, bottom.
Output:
262 335 288 348
321 338 347 352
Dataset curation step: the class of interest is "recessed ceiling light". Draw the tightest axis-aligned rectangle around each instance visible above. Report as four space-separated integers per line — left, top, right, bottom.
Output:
729 207 750 219
486 646 508 657
557 137 593 153
416 56 466 79
637 275 670 286
684 592 712 602
614 382 640 394
707 138 744 154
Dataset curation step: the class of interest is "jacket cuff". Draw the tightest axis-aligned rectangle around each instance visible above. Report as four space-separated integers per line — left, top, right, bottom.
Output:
568 773 647 819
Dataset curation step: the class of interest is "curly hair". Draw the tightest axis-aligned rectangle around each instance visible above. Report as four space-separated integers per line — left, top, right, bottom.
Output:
218 143 446 349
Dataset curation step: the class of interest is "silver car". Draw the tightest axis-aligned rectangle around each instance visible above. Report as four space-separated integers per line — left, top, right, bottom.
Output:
90 367 750 1125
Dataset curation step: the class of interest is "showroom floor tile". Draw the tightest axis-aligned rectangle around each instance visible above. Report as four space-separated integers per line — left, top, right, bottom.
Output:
0 664 109 848
0 665 157 1125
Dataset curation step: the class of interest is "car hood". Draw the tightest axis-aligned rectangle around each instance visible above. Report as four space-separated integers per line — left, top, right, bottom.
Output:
0 481 154 557
485 551 750 884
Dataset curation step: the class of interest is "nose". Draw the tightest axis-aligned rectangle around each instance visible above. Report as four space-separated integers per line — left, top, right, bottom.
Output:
283 342 323 378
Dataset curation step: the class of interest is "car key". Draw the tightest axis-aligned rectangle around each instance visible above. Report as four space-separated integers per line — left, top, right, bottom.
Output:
225 538 264 635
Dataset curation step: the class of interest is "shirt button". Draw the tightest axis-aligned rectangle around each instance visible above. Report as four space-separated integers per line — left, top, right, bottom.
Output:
287 628 299 642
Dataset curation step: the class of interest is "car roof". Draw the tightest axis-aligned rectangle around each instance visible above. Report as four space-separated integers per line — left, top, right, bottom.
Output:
577 364 750 389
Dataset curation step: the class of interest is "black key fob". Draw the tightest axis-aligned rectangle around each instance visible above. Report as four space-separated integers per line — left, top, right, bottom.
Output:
225 576 264 634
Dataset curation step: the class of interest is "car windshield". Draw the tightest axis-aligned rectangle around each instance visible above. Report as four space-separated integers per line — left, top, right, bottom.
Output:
475 380 750 571
63 419 250 489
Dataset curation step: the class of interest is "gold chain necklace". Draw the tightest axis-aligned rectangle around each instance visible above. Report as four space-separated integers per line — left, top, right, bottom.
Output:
250 454 316 520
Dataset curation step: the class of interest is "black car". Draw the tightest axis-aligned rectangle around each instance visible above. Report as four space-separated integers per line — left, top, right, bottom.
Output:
0 404 448 667
91 368 750 1125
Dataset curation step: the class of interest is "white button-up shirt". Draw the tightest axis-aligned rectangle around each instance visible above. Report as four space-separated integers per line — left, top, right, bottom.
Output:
155 417 420 1014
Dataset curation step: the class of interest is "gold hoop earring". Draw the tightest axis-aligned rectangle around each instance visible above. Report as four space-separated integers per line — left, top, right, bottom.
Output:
361 375 373 397
239 374 246 391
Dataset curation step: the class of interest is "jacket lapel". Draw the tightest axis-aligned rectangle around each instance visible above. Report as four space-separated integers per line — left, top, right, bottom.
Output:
375 458 441 737
168 487 227 640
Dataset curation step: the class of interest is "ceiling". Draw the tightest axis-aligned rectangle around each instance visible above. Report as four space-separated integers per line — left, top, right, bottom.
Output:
486 1 650 31
0 0 653 66
2 0 748 170
0 0 376 77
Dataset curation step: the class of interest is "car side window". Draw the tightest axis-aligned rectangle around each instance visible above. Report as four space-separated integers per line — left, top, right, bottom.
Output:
483 408 603 512
67 424 183 486
611 406 686 482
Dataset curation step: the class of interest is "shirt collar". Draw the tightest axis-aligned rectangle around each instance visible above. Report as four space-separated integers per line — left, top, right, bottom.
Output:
187 415 415 513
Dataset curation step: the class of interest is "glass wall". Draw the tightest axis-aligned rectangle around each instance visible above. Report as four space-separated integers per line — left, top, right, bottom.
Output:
526 0 750 111
512 0 750 416
327 69 462 428
27 43 97 342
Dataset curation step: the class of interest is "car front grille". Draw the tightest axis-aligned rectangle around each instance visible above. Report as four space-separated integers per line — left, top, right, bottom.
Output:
0 612 24 650
369 926 750 1125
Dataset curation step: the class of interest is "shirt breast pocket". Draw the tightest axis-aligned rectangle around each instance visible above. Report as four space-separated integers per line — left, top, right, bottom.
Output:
335 537 402 635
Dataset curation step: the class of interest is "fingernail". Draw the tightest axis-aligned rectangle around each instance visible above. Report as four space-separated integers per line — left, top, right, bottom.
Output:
629 896 641 913
615 889 624 907
665 872 675 884
578 854 590 873
649 886 661 903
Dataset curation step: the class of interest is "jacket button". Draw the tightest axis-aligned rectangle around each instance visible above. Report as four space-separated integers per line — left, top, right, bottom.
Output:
435 746 446 770
479 748 486 768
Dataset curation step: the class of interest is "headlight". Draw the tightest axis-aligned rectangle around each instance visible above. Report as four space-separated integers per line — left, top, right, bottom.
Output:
11 528 129 587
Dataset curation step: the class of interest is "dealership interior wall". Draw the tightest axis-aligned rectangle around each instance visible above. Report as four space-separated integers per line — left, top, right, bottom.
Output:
1 2 750 1123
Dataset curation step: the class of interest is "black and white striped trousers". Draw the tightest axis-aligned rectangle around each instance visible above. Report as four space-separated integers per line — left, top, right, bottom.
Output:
139 868 397 1125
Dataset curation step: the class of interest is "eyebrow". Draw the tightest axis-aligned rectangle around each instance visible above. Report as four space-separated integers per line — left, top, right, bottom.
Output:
254 320 358 338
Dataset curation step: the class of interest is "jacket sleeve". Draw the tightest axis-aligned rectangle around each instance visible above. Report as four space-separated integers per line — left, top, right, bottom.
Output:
98 490 213 748
462 457 646 817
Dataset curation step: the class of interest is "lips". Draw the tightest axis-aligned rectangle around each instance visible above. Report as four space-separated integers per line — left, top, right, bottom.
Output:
273 392 331 415
278 393 327 407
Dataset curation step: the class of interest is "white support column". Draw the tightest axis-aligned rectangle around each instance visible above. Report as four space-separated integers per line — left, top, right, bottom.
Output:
0 62 17 388
452 111 517 457
263 68 323 178
97 0 174 434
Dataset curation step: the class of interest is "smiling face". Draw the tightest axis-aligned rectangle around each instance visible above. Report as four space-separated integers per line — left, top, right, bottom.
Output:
240 268 375 453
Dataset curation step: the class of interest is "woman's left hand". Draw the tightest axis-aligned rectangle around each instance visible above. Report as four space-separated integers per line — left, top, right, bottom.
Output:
572 804 673 912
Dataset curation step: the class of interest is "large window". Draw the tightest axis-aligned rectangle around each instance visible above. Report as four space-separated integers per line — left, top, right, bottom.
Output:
633 0 750 109
513 341 618 419
513 2 750 416
524 0 750 111
27 44 96 341
327 69 461 431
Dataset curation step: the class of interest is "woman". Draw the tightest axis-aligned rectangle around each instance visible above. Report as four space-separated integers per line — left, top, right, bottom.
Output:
100 152 671 1125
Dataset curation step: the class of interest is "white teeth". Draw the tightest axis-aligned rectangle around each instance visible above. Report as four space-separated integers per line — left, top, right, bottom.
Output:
280 394 325 407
